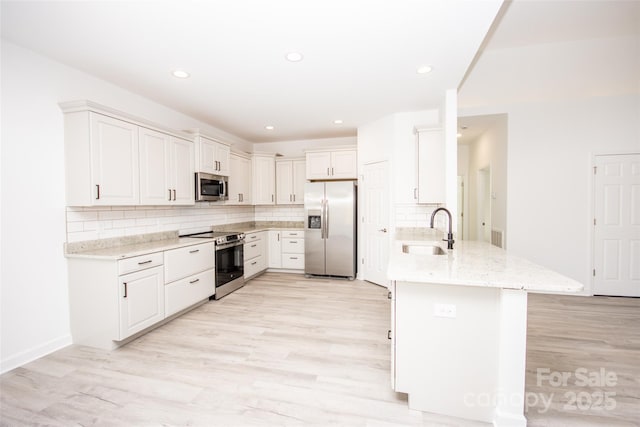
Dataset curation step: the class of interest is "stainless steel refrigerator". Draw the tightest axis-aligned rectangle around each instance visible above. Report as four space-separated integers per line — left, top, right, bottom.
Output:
304 181 357 279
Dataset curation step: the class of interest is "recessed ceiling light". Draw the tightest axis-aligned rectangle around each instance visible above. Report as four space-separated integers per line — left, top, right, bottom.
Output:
172 69 190 79
457 133 462 138
285 52 304 62
333 119 343 125
416 65 432 74
265 125 275 130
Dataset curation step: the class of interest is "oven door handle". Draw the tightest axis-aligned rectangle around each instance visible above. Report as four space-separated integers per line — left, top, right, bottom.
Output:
215 240 245 251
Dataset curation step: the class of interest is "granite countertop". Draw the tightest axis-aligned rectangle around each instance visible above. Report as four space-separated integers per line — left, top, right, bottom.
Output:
65 237 214 260
65 221 305 260
388 229 584 293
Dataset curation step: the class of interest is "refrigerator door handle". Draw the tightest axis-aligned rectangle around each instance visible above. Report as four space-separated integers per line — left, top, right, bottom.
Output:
325 199 329 239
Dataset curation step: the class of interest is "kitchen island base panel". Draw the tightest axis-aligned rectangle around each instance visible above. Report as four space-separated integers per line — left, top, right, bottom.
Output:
393 281 527 426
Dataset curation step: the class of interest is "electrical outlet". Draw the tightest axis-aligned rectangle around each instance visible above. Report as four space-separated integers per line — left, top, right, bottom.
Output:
434 303 456 318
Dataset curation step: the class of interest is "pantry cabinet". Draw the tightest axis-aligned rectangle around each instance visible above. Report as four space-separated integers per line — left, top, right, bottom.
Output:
195 134 230 176
229 153 252 205
276 159 305 205
306 149 357 180
252 154 276 205
139 128 194 205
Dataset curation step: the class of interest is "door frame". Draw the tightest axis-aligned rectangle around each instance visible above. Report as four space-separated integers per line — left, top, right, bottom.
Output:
590 150 640 296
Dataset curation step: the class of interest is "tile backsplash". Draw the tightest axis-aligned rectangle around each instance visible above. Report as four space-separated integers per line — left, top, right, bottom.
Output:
254 205 305 223
65 204 255 243
394 204 445 229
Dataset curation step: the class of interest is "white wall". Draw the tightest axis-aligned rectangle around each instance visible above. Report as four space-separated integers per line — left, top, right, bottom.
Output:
459 34 640 293
461 95 639 292
254 136 356 158
462 115 507 242
0 41 253 372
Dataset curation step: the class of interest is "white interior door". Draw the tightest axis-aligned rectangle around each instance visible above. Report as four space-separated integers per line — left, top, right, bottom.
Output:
593 153 640 296
363 161 390 286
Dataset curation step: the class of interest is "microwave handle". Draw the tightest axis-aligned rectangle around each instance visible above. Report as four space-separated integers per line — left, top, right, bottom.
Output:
220 180 226 197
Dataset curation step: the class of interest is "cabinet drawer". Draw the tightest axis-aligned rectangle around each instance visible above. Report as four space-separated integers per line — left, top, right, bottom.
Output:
282 238 304 254
164 242 214 283
283 230 303 238
245 232 262 242
282 254 304 269
118 252 163 276
245 255 266 278
244 239 264 261
165 269 215 317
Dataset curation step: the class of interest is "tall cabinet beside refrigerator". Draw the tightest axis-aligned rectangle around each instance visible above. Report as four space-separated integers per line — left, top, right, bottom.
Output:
304 181 357 279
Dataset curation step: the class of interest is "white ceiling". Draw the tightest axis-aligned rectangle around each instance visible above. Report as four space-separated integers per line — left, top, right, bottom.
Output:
1 0 503 143
3 1 637 145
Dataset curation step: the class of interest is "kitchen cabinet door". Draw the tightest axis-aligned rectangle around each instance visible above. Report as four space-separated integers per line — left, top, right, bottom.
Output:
417 129 445 204
292 159 306 204
252 154 275 205
306 149 357 180
119 266 165 340
330 150 357 179
306 152 332 180
197 135 230 176
268 230 282 268
276 160 294 204
169 136 195 205
140 130 194 205
229 153 252 204
139 127 172 205
90 113 140 205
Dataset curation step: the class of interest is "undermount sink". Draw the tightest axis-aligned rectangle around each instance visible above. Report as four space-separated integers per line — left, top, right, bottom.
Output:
402 244 447 255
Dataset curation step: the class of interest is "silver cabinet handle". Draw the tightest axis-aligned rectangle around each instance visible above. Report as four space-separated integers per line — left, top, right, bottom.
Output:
378 228 387 233
388 330 392 340
251 261 257 265
123 282 128 298
387 291 392 300
277 233 280 242
327 167 330 176
290 257 298 260
96 184 100 200
331 167 334 176
189 249 199 253
189 278 200 284
173 189 176 201
272 194 274 202
138 260 153 265
293 194 296 202
168 189 172 201
414 188 418 199
251 244 257 248
289 240 297 244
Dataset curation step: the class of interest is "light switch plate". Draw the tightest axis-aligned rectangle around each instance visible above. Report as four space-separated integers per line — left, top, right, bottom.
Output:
434 303 457 318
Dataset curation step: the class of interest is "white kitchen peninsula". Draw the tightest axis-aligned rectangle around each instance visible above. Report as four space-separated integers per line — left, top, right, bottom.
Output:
387 231 584 427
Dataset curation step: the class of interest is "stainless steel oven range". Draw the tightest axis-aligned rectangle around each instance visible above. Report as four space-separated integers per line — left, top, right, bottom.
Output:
181 231 245 299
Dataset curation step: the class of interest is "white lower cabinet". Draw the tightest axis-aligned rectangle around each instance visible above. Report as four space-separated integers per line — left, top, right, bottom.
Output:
164 242 215 316
244 231 267 279
268 229 305 271
119 266 165 340
165 269 215 317
68 241 214 350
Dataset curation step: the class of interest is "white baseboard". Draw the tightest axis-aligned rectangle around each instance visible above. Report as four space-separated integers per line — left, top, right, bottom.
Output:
1 335 72 374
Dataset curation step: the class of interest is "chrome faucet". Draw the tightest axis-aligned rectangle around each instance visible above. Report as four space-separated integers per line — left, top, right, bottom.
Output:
430 207 455 250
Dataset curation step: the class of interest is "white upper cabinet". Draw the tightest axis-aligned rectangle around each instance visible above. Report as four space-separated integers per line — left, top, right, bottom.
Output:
195 134 230 176
62 110 140 206
139 129 194 205
60 101 196 207
306 149 357 180
252 154 276 205
229 153 252 205
417 128 445 204
276 159 305 205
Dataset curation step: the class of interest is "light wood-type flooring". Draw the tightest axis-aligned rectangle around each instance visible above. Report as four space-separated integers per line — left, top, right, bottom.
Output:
1 273 638 426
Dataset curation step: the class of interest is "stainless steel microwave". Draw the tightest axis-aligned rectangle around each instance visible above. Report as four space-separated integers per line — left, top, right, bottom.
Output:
195 172 228 202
